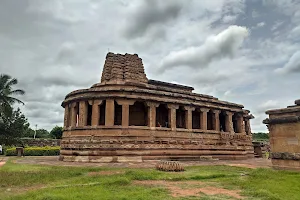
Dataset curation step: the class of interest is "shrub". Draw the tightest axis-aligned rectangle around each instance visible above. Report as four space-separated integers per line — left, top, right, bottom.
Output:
5 146 60 156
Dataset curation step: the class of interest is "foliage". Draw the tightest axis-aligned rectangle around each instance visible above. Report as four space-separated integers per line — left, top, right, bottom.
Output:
0 74 25 112
252 132 269 141
50 126 63 139
0 74 27 145
0 108 29 145
5 146 60 156
1 161 300 200
23 128 51 138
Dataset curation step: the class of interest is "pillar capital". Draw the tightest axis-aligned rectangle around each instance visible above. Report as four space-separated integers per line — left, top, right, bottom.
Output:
146 102 160 107
184 106 195 111
199 108 209 113
225 111 234 116
70 102 78 108
167 104 179 110
116 99 135 106
212 110 221 114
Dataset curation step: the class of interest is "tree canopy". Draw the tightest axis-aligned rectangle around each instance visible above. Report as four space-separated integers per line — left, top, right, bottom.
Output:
0 108 29 145
0 74 27 145
50 126 63 139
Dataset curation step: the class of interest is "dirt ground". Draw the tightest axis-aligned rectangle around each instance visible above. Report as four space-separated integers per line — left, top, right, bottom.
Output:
11 156 272 169
134 180 244 199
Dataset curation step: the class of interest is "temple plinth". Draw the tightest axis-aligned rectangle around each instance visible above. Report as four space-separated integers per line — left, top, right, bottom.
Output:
60 52 254 163
263 99 300 170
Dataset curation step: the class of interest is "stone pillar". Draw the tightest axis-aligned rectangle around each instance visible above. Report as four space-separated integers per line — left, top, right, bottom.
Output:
212 110 221 131
236 114 243 133
200 108 209 130
64 105 69 128
184 106 195 130
146 102 160 129
116 99 135 127
167 104 179 130
91 100 102 126
105 99 114 126
245 118 251 135
225 111 234 133
78 101 88 127
70 102 77 127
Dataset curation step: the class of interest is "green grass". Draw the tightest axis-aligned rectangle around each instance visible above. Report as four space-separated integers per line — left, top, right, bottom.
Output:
0 158 299 200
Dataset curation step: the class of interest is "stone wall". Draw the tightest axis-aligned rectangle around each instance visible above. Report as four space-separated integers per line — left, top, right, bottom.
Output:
21 138 61 147
264 99 300 170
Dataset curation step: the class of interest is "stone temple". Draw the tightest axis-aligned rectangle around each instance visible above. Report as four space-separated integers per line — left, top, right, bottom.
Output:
60 52 254 162
263 99 300 170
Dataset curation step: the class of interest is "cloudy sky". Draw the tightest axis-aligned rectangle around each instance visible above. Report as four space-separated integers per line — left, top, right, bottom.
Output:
1 0 300 132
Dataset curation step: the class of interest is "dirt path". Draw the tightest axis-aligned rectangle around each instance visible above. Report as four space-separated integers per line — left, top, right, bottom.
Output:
13 156 272 169
134 180 244 199
0 157 8 167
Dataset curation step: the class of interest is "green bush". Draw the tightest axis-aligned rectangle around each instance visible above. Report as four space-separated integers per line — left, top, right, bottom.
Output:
5 146 60 156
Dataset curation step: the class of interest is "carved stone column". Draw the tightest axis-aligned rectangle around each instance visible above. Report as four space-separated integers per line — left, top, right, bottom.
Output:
116 99 135 127
212 110 221 131
105 99 114 126
200 108 209 130
236 114 243 133
64 104 69 128
70 102 77 127
91 100 102 126
167 104 179 130
225 111 234 133
78 101 88 127
245 118 251 135
146 102 160 129
184 106 195 130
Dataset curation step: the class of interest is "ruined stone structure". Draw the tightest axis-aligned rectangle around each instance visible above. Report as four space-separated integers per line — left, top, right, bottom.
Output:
60 52 254 163
263 99 300 170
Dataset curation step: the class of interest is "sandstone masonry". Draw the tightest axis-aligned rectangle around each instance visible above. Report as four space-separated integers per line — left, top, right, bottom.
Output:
263 99 300 170
60 52 254 163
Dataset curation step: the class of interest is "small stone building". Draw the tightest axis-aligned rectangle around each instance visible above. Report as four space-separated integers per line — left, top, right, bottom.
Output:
60 52 254 162
263 99 300 170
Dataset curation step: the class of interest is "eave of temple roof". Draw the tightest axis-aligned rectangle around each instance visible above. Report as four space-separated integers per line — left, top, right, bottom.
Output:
148 79 194 92
62 83 244 109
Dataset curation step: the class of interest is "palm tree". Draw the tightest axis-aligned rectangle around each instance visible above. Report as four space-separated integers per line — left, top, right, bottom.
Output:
0 74 25 111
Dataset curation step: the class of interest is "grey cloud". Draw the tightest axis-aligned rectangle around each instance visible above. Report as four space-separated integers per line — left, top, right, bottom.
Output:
1 0 300 133
275 51 300 74
158 25 249 72
123 0 183 39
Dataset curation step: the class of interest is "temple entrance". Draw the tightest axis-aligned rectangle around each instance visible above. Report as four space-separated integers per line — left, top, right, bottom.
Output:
232 113 238 133
74 102 79 127
114 100 122 125
176 106 186 128
156 104 169 127
219 111 226 132
207 110 214 130
87 102 92 126
129 101 148 126
99 100 106 125
192 110 200 129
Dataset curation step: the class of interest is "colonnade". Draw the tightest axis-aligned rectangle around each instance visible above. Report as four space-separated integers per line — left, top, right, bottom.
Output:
64 99 251 134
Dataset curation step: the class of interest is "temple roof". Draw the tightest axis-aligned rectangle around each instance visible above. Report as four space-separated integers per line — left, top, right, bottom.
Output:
101 52 148 84
148 79 194 91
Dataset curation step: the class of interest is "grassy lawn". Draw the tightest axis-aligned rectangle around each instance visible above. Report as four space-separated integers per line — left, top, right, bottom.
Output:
0 158 299 200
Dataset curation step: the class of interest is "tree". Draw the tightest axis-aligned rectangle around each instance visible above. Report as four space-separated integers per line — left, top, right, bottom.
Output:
0 74 26 145
50 126 63 139
0 108 29 145
23 128 51 138
0 74 25 113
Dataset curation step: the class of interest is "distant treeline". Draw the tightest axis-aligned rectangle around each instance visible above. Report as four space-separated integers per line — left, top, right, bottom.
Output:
252 132 269 140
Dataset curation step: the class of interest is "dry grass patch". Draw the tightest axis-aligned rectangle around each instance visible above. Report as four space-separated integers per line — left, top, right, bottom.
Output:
88 170 125 176
134 180 244 199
